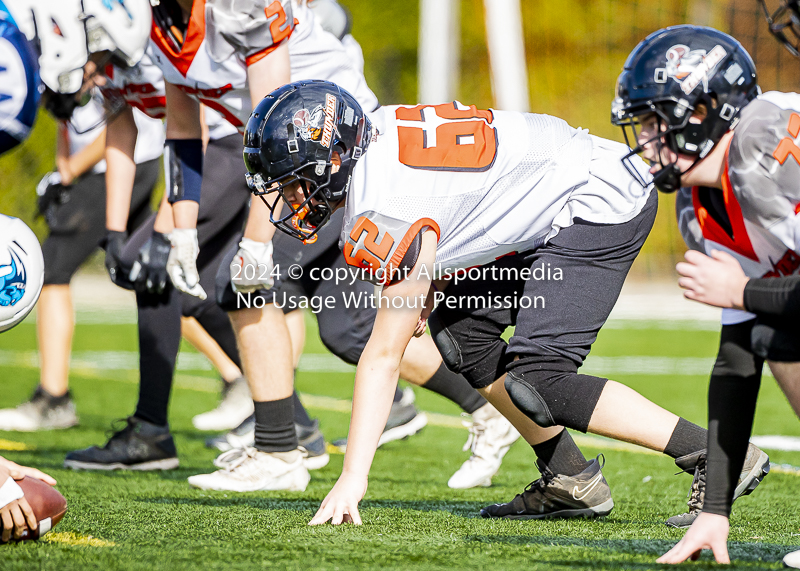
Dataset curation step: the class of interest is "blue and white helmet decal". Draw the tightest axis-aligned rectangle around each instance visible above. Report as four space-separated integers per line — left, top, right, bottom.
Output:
0 242 27 307
0 214 44 333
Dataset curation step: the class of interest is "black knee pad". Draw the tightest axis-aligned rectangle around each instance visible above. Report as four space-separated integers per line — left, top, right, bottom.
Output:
505 364 608 432
504 371 556 428
428 308 511 389
428 311 462 372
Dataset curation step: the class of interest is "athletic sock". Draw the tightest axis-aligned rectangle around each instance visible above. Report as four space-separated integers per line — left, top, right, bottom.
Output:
663 418 708 459
292 390 314 428
533 429 591 476
421 363 486 414
254 396 298 452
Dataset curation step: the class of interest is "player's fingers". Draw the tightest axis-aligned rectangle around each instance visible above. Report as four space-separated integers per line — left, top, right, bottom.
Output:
17 498 36 532
656 543 684 564
677 277 699 292
711 539 730 564
331 505 345 525
9 503 26 539
309 504 333 526
349 505 362 525
684 249 708 264
23 468 56 485
1 509 12 542
676 261 698 278
710 249 736 265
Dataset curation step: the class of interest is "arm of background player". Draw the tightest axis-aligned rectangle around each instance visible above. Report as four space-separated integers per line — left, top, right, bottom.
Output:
165 81 202 230
310 230 438 526
105 106 138 232
57 123 107 186
242 42 291 243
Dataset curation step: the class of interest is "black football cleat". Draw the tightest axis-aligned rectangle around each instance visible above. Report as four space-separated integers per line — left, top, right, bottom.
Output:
666 443 770 528
480 456 614 520
64 416 179 470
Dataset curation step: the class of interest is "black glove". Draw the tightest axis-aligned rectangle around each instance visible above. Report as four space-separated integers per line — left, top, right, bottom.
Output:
129 231 171 294
35 172 68 222
103 230 134 290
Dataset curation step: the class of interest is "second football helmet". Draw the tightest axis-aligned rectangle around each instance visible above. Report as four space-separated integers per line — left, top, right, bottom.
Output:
243 80 372 242
611 25 758 192
0 214 45 333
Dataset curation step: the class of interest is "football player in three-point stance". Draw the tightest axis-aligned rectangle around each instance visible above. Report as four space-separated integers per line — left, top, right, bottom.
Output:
609 22 800 566
241 79 766 525
68 0 521 491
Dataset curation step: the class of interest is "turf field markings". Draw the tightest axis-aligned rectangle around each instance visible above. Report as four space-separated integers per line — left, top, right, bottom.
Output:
43 532 116 547
0 438 29 451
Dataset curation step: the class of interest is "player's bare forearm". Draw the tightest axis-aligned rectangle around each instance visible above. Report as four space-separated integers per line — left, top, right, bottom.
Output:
64 127 107 183
153 192 175 235
247 42 291 104
243 197 277 242
105 107 138 231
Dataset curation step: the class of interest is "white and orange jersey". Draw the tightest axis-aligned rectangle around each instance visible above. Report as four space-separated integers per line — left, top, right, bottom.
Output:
678 91 800 325
147 0 377 139
341 103 652 284
102 49 167 120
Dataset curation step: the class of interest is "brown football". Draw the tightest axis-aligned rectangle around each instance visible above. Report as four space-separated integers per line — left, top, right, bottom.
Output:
0 477 67 542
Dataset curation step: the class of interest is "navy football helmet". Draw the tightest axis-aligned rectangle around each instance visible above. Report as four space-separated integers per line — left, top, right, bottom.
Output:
611 25 758 192
243 80 372 242
760 0 800 57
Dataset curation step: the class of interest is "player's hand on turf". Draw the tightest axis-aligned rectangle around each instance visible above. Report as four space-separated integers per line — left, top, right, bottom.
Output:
309 474 367 525
676 250 748 310
230 238 275 294
104 230 135 290
657 512 730 564
129 231 172 294
167 228 207 300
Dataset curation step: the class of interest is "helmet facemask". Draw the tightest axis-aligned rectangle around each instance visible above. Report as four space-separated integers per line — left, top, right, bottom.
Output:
247 157 339 244
760 0 800 57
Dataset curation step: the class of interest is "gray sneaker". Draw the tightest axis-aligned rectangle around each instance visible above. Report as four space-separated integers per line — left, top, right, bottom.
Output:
665 443 770 528
0 387 78 431
192 377 253 431
480 456 614 520
333 387 428 451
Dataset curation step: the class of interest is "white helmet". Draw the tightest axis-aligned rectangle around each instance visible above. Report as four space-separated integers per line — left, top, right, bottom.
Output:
0 215 44 334
10 0 151 95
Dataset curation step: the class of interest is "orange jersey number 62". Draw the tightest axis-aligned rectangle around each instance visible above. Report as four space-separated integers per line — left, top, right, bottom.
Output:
396 103 497 171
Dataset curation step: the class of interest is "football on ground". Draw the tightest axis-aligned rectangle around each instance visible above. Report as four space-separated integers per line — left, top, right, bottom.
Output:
0 477 68 542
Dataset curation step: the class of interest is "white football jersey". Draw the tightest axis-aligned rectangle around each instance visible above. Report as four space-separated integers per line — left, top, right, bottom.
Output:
341 103 652 284
147 0 377 140
678 91 800 325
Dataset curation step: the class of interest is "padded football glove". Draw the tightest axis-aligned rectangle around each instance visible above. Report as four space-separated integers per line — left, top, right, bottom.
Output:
167 228 207 300
103 230 135 290
230 238 275 294
129 231 171 294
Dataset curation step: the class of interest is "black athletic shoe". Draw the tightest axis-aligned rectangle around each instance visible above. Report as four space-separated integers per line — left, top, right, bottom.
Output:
665 443 770 528
333 388 428 450
480 456 614 520
64 417 179 470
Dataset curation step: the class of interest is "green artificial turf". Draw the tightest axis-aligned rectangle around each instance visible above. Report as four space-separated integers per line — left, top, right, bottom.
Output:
0 316 798 570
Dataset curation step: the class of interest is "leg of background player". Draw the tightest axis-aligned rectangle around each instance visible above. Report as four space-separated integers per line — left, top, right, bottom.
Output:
767 361 800 418
37 285 73 399
182 316 242 382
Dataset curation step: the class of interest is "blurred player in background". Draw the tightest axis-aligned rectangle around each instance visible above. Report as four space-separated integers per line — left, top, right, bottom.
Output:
611 23 799 565
0 90 164 432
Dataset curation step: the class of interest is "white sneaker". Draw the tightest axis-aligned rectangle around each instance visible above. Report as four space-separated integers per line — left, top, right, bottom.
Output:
0 387 78 431
785 549 800 569
188 447 310 492
192 377 253 431
448 403 521 489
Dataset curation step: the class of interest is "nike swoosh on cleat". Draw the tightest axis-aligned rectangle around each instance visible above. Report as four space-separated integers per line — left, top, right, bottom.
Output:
571 472 602 501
